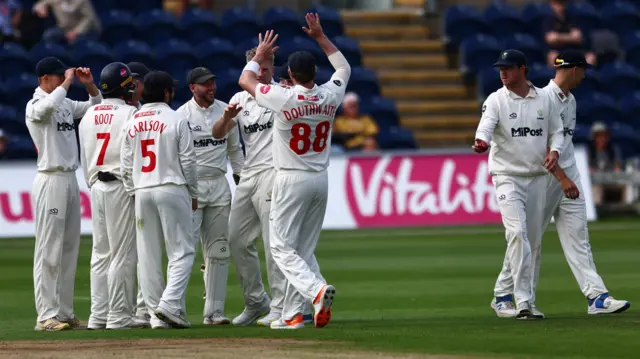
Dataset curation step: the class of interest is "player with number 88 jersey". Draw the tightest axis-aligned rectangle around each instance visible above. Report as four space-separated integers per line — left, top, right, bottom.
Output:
238 13 350 330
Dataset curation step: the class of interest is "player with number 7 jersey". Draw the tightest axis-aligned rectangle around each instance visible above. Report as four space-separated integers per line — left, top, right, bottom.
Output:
238 15 350 329
121 71 199 329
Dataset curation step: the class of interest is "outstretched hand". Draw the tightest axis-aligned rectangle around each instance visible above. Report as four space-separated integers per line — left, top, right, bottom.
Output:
302 13 324 39
254 30 279 63
223 102 243 120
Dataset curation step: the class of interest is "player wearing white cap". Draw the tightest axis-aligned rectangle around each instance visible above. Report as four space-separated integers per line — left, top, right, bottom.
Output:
27 57 102 331
79 62 149 330
238 13 350 329
176 66 244 326
474 49 564 320
492 49 630 318
121 71 199 329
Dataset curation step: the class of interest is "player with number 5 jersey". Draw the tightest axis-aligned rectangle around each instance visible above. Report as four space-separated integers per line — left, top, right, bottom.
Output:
121 71 199 329
79 62 148 330
238 13 350 330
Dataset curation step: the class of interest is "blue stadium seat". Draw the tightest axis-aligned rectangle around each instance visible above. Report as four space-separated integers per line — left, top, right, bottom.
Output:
369 96 399 129
0 105 24 136
113 0 162 13
332 36 361 67
221 7 261 44
609 122 640 155
234 38 260 64
573 122 591 143
67 83 88 102
315 67 332 85
566 2 603 37
346 67 380 100
599 62 640 99
521 2 554 40
572 69 600 101
484 3 524 41
576 92 619 125
74 41 114 80
477 67 501 98
377 127 418 150
155 40 198 81
92 0 116 14
196 38 236 74
501 33 545 65
263 6 304 40
216 71 243 103
113 40 155 69
4 73 38 110
528 64 554 88
306 5 343 38
137 10 179 46
276 37 327 67
618 91 640 126
4 136 37 160
601 1 640 39
100 10 137 46
180 8 221 47
29 42 72 67
0 43 32 80
622 31 640 69
459 34 501 77
443 5 489 53
174 80 192 104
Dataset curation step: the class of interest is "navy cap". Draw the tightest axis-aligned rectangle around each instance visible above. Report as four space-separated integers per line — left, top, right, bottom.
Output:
554 49 592 68
493 49 527 67
187 67 216 84
127 62 150 78
35 57 68 77
278 62 291 81
288 51 316 76
143 71 179 91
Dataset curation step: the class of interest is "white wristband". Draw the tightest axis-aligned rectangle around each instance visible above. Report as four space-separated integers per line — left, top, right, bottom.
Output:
243 61 259 74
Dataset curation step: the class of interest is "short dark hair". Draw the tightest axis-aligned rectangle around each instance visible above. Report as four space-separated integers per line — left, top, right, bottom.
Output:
142 86 170 104
103 87 126 100
290 70 315 84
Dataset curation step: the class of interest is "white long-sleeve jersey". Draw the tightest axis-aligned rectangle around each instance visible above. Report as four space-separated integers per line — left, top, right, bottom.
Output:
229 89 275 178
176 98 244 178
25 86 103 172
254 51 351 172
543 80 576 170
78 98 137 188
120 102 198 199
475 83 564 176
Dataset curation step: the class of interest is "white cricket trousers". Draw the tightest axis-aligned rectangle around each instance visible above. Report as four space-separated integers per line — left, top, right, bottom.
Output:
193 175 231 319
495 165 608 301
88 180 137 327
135 185 195 321
32 171 81 323
270 169 328 320
229 169 286 313
492 174 547 307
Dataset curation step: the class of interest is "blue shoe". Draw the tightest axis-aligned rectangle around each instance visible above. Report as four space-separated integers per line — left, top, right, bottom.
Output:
588 293 630 315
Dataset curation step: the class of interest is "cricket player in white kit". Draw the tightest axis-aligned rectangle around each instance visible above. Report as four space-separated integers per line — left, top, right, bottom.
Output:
473 49 564 320
238 14 349 329
79 62 150 330
121 71 199 329
492 50 630 318
176 66 244 325
27 57 102 331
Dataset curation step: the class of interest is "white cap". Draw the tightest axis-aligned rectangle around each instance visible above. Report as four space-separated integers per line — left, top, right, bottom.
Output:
591 121 608 134
343 92 359 104
0 128 6 139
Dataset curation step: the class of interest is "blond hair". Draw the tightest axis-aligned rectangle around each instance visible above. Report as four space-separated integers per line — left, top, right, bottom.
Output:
245 47 275 64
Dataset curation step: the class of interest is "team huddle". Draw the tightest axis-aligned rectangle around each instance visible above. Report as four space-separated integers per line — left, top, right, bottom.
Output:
28 13 345 331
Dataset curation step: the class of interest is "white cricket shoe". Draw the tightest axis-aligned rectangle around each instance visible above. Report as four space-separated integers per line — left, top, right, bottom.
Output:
154 307 191 329
34 318 71 332
87 318 106 330
257 312 281 327
313 284 336 328
150 318 170 329
588 293 630 315
531 305 545 319
270 314 304 330
515 301 542 320
490 296 517 318
107 317 151 330
232 299 271 326
204 312 231 325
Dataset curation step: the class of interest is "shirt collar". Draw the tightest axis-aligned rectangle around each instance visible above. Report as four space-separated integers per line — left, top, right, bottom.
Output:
505 81 537 99
189 97 217 111
102 98 126 105
34 86 48 97
141 102 171 110
548 80 571 103
295 84 317 93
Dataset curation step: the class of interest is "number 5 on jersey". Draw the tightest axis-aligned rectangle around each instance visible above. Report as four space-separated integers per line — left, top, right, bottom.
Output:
141 139 156 172
290 120 330 155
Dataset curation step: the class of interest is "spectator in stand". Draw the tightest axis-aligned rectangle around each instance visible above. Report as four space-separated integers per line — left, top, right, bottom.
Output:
0 0 22 43
333 92 378 152
0 129 7 160
588 122 625 205
33 0 101 44
544 0 596 68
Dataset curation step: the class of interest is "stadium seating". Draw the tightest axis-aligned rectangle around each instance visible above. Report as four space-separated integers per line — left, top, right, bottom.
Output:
263 6 305 40
100 10 138 46
600 1 640 39
306 5 344 39
180 8 221 46
577 92 619 125
196 38 236 74
619 92 640 127
113 40 155 69
0 43 33 80
443 5 489 53
154 39 199 81
137 9 180 46
73 40 115 79
220 7 261 44
484 3 524 41
459 34 501 78
521 2 553 40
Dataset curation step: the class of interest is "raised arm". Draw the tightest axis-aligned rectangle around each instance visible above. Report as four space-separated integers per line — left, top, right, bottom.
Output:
304 13 351 87
26 68 74 122
70 68 102 119
212 99 243 139
239 30 279 98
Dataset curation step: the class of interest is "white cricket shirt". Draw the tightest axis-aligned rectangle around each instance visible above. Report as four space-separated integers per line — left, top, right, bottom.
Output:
254 51 351 172
176 98 244 178
120 102 198 199
229 90 275 178
79 98 137 187
25 86 103 172
543 80 577 170
475 83 564 176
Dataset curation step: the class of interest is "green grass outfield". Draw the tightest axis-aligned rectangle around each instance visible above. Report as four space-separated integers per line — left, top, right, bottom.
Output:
1 220 640 358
